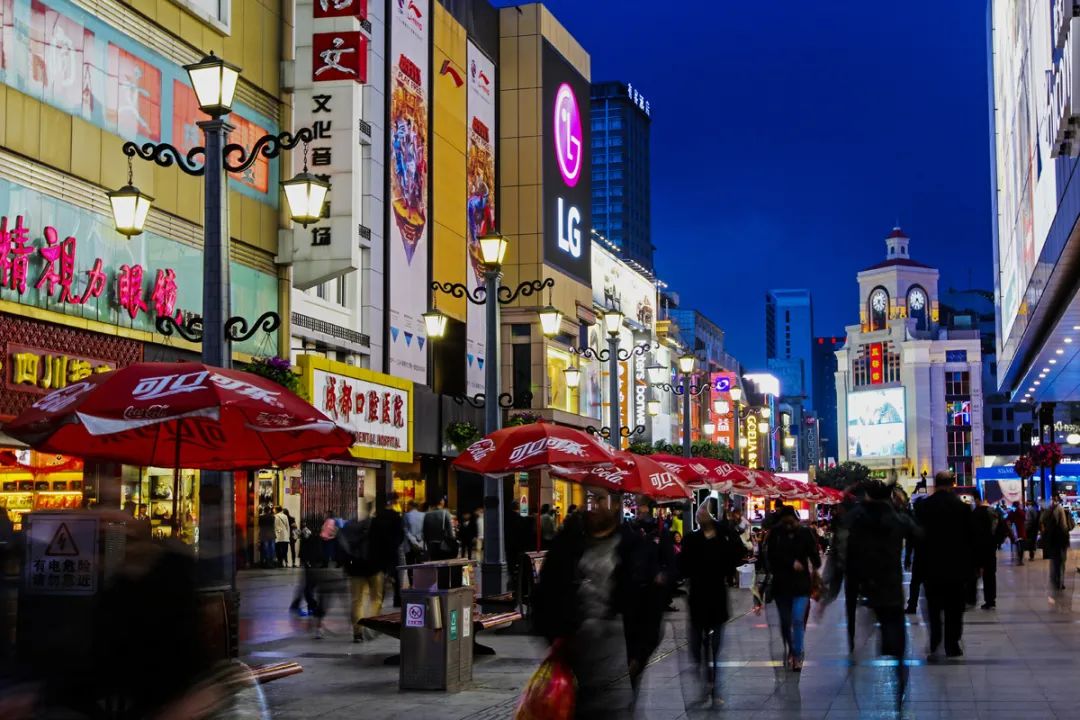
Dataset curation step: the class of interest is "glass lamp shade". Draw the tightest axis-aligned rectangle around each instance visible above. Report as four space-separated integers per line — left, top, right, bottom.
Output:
757 421 770 434
602 310 625 336
478 233 508 267
738 438 748 448
647 399 662 416
422 309 448 339
728 387 743 403
703 422 716 436
563 365 582 389
538 305 563 337
784 437 796 449
282 172 330 227
760 406 772 419
108 184 153 237
713 400 730 415
646 363 666 385
184 52 240 117
677 353 697 374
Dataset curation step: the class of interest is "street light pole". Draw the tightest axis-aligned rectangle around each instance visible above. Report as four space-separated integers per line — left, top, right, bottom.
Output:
682 383 692 459
608 334 621 451
481 264 504 595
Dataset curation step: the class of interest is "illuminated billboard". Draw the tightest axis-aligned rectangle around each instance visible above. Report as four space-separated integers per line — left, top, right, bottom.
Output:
847 388 905 459
542 40 591 284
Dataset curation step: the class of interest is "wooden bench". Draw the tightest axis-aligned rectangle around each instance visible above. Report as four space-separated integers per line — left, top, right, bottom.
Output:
356 607 523 653
250 661 303 684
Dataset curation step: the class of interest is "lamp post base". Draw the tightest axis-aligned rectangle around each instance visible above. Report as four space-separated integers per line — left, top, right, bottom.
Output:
480 561 507 599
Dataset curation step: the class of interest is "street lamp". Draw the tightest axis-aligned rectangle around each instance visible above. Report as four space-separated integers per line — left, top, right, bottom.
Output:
760 406 772 420
713 399 730 415
729 386 743 403
703 421 716 436
653 354 712 458
428 232 557 596
563 363 582 390
647 398 662 416
108 51 328 595
646 362 667 385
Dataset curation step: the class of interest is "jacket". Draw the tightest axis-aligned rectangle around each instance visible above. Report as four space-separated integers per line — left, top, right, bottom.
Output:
1041 504 1072 557
371 508 405 574
678 522 744 627
258 512 275 542
423 508 453 545
971 506 999 567
764 522 821 598
403 509 425 552
914 489 973 584
274 512 290 543
846 500 917 609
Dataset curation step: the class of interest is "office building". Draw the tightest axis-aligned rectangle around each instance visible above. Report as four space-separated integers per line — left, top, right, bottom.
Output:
813 335 845 464
765 289 814 408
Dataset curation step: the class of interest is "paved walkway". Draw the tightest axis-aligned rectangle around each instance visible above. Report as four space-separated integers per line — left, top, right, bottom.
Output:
240 547 1080 719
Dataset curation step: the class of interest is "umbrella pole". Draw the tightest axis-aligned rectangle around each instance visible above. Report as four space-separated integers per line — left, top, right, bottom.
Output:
173 418 183 536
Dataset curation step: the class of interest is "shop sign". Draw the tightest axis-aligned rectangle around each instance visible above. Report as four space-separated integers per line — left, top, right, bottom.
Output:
298 355 413 462
1 215 182 321
745 415 759 469
868 343 884 385
25 514 98 595
626 82 651 116
5 343 114 393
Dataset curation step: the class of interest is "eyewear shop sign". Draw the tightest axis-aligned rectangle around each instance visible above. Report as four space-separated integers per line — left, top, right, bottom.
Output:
299 355 413 463
542 40 591 285
0 180 279 356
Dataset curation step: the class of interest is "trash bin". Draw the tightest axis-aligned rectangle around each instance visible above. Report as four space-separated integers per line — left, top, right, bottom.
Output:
398 558 476 692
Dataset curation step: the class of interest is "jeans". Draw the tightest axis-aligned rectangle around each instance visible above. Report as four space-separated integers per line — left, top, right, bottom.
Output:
260 539 275 566
775 595 810 659
924 580 964 654
688 623 724 692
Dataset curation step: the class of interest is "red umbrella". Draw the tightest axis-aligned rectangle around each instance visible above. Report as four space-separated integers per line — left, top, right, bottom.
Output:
649 454 718 489
4 362 353 470
552 451 691 500
452 422 616 476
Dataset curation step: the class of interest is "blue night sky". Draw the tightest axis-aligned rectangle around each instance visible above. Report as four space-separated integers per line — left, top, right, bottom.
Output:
492 0 994 370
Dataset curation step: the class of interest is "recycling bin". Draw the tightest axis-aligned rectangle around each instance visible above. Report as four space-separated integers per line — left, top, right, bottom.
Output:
398 558 476 692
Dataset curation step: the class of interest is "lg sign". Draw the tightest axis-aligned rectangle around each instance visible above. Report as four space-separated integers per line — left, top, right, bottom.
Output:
543 42 591 283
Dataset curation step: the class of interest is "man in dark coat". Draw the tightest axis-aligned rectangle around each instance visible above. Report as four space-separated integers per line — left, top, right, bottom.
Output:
533 490 662 717
914 471 973 659
971 493 999 609
678 503 745 704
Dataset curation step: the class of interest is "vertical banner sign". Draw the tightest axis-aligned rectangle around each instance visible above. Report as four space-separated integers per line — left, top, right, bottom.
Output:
465 42 495 396
633 331 651 444
619 358 631 448
869 343 884 385
388 0 431 384
291 0 367 288
710 371 737 449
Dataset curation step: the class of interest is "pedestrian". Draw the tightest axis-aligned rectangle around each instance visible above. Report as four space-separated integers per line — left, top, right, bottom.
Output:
764 506 821 671
339 514 377 642
539 504 556 550
678 503 745 705
1041 493 1073 591
319 510 338 566
914 471 973 660
289 521 316 616
273 505 290 568
258 507 275 568
846 480 918 706
532 488 663 717
459 510 477 559
971 492 1000 609
1007 502 1027 566
475 507 485 558
423 497 458 561
402 500 425 564
1026 501 1041 561
906 492 927 614
283 507 299 567
505 501 526 595
761 499 785 532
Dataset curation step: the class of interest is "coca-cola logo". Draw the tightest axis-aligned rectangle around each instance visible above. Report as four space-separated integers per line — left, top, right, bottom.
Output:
32 381 94 413
650 472 677 491
508 437 587 465
253 412 294 428
593 466 628 485
122 404 170 420
712 463 738 479
689 463 709 476
467 438 496 462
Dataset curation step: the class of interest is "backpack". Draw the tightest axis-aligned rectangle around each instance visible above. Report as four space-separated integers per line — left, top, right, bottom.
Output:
339 518 373 569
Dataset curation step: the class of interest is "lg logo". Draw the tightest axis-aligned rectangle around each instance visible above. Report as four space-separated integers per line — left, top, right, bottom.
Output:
557 197 581 258
553 83 582 187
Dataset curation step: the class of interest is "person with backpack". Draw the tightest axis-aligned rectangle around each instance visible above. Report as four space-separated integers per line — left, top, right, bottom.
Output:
423 498 458 561
339 512 382 643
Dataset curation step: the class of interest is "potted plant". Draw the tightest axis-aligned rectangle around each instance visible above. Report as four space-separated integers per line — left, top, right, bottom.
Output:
627 439 654 455
506 411 541 427
445 421 481 453
244 356 302 396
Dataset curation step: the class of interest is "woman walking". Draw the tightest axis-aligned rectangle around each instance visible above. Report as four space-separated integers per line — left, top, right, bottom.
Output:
765 506 821 671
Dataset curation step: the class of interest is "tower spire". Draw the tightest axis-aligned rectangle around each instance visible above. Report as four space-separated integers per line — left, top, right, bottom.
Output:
886 226 909 260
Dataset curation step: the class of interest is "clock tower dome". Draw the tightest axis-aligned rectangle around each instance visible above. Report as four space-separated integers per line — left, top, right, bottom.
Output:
856 226 939 333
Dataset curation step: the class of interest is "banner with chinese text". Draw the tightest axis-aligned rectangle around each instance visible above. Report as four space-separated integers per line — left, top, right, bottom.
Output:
465 41 494 396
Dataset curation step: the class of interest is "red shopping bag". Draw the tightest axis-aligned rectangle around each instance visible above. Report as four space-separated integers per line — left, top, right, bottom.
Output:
513 640 576 720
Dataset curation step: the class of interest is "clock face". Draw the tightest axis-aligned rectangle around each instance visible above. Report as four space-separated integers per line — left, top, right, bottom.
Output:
871 289 888 313
908 288 926 311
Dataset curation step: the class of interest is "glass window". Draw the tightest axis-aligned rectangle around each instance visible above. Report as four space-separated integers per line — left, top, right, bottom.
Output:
991 407 1003 421
175 0 230 30
946 401 971 427
992 429 1004 443
546 348 580 413
947 429 972 458
945 371 970 398
1007 430 1015 442
1006 408 1015 421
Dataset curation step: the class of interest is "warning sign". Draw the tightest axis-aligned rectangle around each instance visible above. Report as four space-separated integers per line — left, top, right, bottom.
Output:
405 603 425 628
25 514 98 596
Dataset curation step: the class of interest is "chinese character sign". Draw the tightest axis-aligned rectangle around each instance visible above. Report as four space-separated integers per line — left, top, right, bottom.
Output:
25 514 98 595
308 363 412 459
6 343 113 393
312 32 367 82
869 343 884 385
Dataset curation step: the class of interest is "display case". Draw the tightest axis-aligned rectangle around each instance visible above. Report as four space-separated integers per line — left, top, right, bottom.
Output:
0 449 85 530
120 465 200 543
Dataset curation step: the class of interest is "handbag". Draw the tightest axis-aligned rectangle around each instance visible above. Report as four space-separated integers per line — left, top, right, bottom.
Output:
514 641 576 720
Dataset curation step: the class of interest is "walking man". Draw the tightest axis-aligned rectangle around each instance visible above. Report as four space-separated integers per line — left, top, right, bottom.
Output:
423 498 457 561
1026 501 1041 561
258 507 276 568
971 493 999 609
1041 494 1073 591
914 471 973 660
1007 502 1026 566
402 500 425 564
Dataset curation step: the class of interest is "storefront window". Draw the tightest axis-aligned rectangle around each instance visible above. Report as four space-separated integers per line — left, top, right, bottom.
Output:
546 348 580 413
120 465 200 543
393 461 426 510
0 449 85 531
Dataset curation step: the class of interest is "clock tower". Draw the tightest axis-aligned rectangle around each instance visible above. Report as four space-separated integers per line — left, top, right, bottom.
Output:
856 227 940 333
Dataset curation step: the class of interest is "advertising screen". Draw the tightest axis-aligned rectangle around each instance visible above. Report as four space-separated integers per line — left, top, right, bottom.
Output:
542 40 591 284
592 244 655 330
847 388 906 459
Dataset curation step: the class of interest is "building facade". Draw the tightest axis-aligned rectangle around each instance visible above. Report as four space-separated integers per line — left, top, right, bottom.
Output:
590 80 653 273
812 335 845 465
765 289 814 407
835 228 984 487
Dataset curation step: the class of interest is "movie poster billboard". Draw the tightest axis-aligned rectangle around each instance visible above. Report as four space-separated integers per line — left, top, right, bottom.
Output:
465 41 494 396
387 0 430 383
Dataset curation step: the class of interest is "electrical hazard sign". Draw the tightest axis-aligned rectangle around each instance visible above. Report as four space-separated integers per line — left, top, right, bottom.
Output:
26 514 98 595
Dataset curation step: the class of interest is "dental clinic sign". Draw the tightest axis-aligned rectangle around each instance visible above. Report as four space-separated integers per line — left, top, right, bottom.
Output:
542 41 591 284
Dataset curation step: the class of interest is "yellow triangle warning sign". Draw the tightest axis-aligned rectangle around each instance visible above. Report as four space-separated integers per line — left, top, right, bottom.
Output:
45 522 80 556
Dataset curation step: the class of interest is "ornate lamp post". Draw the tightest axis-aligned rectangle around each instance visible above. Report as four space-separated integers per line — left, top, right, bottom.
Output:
424 233 561 596
107 51 330 592
652 353 713 458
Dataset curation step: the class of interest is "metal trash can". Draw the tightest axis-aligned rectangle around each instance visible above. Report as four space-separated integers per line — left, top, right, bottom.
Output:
398 558 476 692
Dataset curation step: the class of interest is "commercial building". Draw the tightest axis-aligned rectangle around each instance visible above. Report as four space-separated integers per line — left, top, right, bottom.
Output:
0 0 291 551
988 3 1080 496
590 80 653 273
835 227 984 488
812 335 845 465
765 289 814 407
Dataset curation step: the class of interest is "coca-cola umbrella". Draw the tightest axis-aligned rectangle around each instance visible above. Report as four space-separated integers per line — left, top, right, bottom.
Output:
649 454 720 489
451 422 616 476
552 451 692 501
4 362 353 470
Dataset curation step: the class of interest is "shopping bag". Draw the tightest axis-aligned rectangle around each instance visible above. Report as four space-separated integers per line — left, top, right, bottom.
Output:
513 640 576 720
